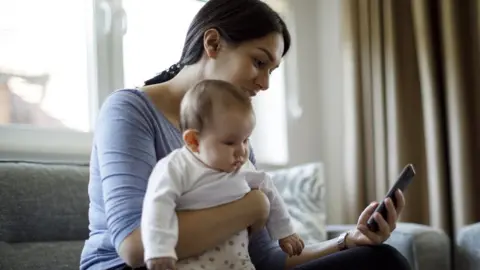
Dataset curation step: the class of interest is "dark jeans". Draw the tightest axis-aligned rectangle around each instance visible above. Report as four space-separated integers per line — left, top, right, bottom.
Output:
292 244 411 270
120 244 411 270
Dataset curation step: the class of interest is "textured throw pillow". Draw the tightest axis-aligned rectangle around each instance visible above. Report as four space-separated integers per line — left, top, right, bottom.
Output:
267 162 327 244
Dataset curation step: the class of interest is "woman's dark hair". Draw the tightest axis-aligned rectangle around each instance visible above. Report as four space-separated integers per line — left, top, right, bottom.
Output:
144 0 291 86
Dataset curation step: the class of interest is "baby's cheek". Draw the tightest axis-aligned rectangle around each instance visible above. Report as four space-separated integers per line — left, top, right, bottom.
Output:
217 150 230 164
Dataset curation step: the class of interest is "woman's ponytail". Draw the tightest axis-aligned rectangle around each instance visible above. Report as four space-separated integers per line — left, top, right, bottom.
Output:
144 62 184 86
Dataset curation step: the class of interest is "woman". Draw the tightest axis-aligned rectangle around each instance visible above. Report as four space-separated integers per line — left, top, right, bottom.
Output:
80 0 411 269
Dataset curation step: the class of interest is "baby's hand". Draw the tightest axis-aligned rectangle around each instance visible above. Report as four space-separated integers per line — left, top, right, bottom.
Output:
146 257 177 270
279 233 305 257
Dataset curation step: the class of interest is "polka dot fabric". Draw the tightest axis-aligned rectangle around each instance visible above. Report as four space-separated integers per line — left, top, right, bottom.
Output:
176 230 255 270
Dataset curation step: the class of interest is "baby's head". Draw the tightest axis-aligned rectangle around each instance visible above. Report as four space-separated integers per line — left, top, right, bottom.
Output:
180 79 255 172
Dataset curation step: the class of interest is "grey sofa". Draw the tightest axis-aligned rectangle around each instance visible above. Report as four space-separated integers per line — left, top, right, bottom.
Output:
456 222 480 270
0 161 451 270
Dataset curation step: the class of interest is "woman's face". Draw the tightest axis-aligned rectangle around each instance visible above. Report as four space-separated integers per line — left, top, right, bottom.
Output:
203 31 285 97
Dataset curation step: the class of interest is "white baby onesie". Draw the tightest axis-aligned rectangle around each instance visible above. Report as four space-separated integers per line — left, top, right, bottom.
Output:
141 146 294 270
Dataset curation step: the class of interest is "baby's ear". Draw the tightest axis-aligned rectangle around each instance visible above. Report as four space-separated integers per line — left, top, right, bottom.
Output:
183 129 200 152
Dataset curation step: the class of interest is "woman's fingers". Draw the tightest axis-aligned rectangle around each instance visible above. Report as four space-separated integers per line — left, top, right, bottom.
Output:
395 189 406 215
354 191 405 246
385 198 397 231
357 225 380 244
374 211 391 241
358 201 379 225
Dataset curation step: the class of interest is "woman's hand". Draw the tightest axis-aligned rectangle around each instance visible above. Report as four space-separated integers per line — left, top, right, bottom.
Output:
346 189 406 248
246 189 270 234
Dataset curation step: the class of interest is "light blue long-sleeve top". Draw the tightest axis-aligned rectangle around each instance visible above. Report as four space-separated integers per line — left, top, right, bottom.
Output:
79 89 286 270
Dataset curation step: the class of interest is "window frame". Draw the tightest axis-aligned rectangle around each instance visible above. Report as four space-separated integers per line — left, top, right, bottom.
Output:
0 0 111 161
1 0 295 166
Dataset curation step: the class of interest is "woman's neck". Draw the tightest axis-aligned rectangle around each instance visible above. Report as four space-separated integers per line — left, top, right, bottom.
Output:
143 63 204 128
166 63 204 102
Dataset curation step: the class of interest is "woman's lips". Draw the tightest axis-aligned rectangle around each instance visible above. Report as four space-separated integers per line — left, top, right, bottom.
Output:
242 87 257 97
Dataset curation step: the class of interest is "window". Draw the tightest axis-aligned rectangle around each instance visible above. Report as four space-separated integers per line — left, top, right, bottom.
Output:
249 64 289 166
0 0 92 131
122 0 205 88
0 0 289 165
0 0 98 160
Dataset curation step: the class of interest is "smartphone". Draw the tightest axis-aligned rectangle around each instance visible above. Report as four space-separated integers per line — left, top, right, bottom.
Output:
367 164 416 232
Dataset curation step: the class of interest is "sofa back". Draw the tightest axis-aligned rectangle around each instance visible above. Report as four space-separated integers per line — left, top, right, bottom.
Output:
0 160 326 269
0 161 89 243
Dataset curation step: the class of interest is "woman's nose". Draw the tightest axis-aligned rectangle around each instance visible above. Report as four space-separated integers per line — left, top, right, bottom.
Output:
255 72 270 91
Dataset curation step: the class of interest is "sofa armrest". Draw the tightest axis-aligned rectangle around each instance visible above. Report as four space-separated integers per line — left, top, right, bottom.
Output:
456 222 480 270
326 224 356 239
326 222 450 270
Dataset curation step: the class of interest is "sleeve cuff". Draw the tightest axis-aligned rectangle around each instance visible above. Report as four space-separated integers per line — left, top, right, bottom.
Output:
267 222 295 241
112 217 141 253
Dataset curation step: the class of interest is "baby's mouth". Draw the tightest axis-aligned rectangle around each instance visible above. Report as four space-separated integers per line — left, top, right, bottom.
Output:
233 160 243 167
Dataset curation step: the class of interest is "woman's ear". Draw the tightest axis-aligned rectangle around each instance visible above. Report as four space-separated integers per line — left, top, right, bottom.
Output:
183 129 200 152
203 28 221 58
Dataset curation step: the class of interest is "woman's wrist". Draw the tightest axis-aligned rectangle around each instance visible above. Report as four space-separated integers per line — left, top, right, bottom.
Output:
345 230 359 249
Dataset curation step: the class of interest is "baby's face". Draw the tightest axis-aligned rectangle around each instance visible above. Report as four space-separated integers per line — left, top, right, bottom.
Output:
197 109 254 172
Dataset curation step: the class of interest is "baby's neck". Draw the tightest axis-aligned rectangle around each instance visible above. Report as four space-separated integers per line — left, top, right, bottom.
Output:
184 146 210 168
183 146 233 173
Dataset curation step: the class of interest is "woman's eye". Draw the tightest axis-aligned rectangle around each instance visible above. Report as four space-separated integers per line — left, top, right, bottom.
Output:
224 141 235 146
253 58 266 68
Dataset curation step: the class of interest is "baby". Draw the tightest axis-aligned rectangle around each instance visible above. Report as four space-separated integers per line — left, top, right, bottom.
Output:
141 79 304 270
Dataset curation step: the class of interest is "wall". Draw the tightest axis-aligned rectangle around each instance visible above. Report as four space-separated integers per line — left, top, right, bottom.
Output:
258 0 347 224
314 0 346 225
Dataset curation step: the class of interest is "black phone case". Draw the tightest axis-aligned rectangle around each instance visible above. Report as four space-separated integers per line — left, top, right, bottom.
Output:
366 164 416 232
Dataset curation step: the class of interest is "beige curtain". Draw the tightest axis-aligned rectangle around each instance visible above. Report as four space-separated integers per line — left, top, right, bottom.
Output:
341 0 480 235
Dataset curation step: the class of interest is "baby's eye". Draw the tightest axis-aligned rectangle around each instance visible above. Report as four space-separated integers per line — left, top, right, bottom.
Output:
224 141 235 146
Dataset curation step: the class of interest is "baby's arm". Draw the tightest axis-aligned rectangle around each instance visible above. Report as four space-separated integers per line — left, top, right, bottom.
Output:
244 170 294 240
251 172 305 256
141 158 185 265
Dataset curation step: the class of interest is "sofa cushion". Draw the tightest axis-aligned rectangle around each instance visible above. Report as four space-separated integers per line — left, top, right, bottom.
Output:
267 162 327 244
456 222 480 270
0 161 89 242
0 240 84 270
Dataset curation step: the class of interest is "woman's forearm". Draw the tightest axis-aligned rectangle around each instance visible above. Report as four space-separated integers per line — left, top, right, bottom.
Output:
284 238 340 269
118 228 145 267
176 190 268 258
119 190 269 267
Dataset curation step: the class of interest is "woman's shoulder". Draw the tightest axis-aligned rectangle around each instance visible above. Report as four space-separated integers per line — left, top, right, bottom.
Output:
95 88 183 153
99 88 163 127
102 88 152 112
